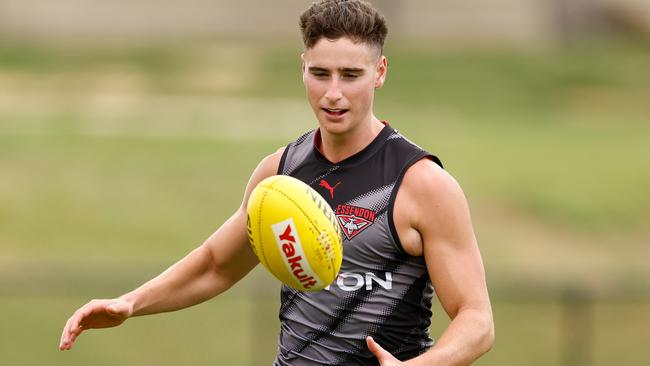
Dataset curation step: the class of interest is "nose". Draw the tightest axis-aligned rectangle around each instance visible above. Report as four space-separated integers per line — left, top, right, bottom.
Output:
324 78 343 103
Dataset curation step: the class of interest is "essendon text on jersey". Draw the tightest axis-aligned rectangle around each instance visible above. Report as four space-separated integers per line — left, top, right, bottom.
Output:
271 218 320 290
335 204 376 240
335 204 376 222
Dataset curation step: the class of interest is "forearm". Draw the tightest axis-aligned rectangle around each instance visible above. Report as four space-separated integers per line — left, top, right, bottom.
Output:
58 228 250 351
407 308 494 366
120 244 225 316
60 153 277 351
119 210 258 316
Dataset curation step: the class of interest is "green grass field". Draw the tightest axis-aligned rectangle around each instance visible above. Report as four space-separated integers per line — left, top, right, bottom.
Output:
1 40 648 365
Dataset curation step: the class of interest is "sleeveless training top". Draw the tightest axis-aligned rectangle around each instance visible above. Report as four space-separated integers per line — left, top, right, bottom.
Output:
274 124 443 366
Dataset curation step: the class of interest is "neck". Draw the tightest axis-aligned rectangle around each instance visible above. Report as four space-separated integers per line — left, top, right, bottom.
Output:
318 116 385 163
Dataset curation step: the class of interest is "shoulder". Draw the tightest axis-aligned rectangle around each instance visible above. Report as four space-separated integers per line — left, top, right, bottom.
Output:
239 146 286 209
401 157 458 198
399 158 470 233
253 146 286 179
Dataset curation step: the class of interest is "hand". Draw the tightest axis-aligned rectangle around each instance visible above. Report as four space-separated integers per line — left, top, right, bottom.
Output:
366 336 406 366
59 298 133 350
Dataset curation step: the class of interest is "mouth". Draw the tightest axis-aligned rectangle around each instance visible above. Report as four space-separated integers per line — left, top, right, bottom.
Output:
321 108 349 118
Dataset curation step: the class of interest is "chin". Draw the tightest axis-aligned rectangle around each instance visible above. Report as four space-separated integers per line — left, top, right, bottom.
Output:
316 113 356 136
318 120 352 136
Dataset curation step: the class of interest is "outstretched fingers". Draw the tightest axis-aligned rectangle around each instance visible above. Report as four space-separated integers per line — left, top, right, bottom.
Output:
59 299 117 351
59 319 70 350
60 314 82 350
60 307 88 350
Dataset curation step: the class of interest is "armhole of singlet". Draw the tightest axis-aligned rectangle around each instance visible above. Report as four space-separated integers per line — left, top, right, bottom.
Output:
387 153 443 255
277 144 291 175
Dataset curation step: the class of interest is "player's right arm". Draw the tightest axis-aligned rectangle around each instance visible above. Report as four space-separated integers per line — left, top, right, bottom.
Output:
59 148 284 351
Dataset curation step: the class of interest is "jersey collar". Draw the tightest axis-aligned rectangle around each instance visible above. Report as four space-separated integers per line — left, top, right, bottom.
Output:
312 122 395 166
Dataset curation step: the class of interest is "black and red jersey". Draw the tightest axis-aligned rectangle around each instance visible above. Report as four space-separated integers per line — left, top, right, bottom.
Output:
273 124 443 366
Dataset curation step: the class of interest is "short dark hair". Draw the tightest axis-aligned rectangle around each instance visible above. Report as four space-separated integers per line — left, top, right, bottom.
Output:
299 0 388 53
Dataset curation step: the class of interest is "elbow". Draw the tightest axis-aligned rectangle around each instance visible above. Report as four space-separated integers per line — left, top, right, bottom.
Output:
467 308 495 357
480 314 495 355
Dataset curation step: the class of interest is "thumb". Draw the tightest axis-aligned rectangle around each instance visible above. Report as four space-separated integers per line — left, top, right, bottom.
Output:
366 336 397 364
106 300 131 317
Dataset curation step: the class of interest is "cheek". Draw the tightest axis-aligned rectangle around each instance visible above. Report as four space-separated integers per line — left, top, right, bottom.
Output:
304 80 323 103
346 84 374 108
304 78 322 93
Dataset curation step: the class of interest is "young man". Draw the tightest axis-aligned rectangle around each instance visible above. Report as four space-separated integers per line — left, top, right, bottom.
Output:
59 1 494 365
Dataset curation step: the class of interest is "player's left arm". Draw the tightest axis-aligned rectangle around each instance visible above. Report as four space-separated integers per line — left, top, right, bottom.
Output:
368 158 494 366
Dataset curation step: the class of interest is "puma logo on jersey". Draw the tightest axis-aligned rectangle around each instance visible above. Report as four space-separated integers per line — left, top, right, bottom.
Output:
335 204 376 240
306 187 343 239
319 179 341 199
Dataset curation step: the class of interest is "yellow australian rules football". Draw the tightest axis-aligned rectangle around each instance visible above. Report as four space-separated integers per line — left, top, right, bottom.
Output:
247 175 343 291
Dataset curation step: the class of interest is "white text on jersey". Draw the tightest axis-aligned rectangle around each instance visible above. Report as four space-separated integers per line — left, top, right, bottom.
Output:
325 272 393 291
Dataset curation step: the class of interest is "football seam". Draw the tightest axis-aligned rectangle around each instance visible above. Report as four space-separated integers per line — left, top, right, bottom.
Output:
256 188 270 269
264 184 336 281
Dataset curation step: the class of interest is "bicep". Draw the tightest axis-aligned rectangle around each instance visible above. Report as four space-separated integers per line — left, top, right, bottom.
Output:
417 170 490 319
202 148 285 287
424 231 488 319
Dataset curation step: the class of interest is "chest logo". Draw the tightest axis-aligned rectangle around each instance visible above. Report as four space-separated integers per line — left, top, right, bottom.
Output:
335 204 376 240
319 179 341 199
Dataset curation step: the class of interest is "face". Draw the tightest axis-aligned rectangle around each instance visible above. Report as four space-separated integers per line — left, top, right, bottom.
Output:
302 37 387 136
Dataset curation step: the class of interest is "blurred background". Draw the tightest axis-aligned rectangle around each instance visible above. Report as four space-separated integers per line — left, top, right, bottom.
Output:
0 0 648 365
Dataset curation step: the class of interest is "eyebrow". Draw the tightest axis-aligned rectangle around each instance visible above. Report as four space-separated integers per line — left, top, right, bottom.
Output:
308 66 365 73
341 68 365 73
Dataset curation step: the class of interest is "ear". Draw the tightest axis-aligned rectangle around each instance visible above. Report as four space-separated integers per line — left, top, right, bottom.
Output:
375 55 388 89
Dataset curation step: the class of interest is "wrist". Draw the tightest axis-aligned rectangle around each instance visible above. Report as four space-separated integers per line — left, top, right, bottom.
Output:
117 293 138 317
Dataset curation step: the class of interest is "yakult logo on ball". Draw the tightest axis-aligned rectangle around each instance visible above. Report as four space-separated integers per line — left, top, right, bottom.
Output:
272 218 323 290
